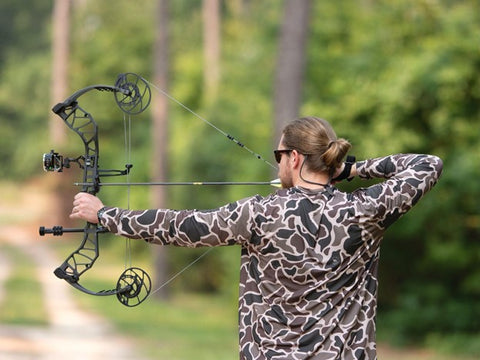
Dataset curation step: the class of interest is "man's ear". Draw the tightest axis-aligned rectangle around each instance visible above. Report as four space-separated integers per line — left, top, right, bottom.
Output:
290 149 302 169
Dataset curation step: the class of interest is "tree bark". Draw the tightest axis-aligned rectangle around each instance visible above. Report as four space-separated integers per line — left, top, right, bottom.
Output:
273 0 312 147
50 0 70 141
50 0 71 225
152 0 170 299
203 0 221 101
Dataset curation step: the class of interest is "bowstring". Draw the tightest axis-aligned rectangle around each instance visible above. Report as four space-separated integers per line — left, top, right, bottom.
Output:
149 247 214 297
131 77 278 297
123 112 132 270
143 78 278 171
119 95 213 297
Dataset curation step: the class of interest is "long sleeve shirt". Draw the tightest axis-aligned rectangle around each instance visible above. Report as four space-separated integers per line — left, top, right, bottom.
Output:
100 154 443 360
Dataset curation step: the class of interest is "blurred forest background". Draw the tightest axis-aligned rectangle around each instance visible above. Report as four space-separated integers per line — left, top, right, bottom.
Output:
0 0 479 356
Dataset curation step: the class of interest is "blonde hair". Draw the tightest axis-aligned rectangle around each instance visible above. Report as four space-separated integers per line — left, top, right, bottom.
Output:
282 116 351 175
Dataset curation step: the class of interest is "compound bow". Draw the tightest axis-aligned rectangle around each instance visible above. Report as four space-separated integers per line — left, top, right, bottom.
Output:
39 73 152 307
39 72 280 307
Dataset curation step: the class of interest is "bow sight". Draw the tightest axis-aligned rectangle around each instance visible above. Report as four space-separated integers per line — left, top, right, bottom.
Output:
43 149 133 176
42 150 66 172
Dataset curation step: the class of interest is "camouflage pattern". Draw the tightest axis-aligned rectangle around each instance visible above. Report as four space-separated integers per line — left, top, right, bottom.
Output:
100 154 443 359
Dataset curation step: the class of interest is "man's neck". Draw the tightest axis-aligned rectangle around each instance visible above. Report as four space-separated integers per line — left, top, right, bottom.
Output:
293 171 330 190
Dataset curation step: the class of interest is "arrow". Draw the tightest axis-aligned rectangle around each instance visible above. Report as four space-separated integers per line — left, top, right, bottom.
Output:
74 179 282 187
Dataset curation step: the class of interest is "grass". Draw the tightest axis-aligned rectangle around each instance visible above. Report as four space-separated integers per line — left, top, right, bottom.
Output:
78 281 239 359
0 223 238 358
53 237 480 360
0 235 478 359
0 244 48 326
52 237 239 359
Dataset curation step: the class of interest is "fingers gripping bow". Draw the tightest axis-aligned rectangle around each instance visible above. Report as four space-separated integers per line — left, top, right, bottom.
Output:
39 73 151 307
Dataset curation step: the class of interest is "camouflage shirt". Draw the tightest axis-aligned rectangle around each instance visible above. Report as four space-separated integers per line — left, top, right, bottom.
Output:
100 154 443 359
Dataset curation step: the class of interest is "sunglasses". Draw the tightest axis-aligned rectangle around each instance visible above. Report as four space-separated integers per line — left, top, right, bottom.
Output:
273 149 293 163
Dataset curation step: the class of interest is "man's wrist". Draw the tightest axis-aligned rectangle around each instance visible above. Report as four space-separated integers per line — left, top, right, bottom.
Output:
333 155 356 182
97 206 108 225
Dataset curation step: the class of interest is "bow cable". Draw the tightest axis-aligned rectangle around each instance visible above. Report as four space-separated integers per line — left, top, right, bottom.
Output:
117 95 218 299
150 247 215 297
123 112 133 271
144 77 278 171
131 78 280 299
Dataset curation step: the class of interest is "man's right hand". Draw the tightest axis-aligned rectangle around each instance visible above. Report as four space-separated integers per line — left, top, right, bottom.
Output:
70 192 105 223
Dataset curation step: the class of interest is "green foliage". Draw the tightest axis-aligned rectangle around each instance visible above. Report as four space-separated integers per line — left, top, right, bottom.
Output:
311 0 480 352
1 0 479 352
0 52 51 179
0 0 52 179
0 0 51 65
304 0 480 350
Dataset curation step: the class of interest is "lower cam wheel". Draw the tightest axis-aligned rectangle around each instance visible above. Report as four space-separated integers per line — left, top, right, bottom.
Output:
116 267 151 307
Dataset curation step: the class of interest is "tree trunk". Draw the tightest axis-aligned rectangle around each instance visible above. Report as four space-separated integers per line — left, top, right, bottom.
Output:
273 0 312 148
51 0 70 139
152 0 170 299
50 0 71 225
203 0 221 101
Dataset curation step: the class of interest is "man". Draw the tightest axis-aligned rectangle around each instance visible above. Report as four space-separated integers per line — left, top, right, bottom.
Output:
70 116 443 359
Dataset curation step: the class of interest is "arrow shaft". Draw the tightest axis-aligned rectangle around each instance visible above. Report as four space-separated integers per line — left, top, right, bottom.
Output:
75 180 280 186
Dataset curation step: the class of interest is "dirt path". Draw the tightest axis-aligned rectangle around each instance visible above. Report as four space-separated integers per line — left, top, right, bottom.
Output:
0 180 148 359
